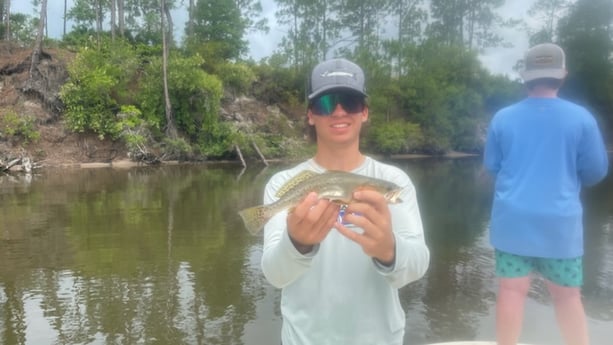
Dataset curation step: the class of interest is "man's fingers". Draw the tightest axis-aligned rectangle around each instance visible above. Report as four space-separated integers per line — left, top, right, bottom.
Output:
291 192 319 219
335 222 361 241
289 197 339 246
348 190 389 215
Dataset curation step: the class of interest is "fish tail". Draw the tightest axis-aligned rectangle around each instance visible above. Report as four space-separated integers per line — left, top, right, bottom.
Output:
238 205 272 235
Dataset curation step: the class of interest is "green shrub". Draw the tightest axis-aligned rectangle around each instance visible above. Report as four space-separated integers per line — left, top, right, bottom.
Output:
0 111 40 144
217 62 257 96
118 105 148 156
162 137 193 160
198 120 234 158
60 70 119 138
367 120 423 155
60 38 139 139
139 54 223 141
250 61 305 107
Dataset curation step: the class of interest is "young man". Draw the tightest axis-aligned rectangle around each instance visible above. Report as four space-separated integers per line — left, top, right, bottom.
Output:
260 58 430 345
484 43 609 345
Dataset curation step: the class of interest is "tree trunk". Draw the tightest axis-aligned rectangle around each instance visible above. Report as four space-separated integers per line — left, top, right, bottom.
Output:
96 0 102 47
5 0 11 41
63 0 66 37
187 0 194 36
118 0 124 37
160 0 177 139
163 1 174 47
30 0 46 80
110 0 116 40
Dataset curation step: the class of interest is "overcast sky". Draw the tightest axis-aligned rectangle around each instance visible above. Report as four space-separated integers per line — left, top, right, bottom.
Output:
13 0 536 79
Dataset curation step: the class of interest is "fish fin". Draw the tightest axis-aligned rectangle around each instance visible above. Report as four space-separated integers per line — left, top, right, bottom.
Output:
275 170 319 198
385 189 404 203
238 205 272 235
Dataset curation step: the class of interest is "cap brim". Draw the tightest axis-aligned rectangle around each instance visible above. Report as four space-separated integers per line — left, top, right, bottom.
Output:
308 86 368 100
521 69 567 82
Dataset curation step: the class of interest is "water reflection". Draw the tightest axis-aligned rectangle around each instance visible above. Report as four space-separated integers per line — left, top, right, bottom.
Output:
392 158 497 344
0 159 611 345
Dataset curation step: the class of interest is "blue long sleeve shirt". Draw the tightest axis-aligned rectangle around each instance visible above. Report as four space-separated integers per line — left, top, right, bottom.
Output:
484 97 608 258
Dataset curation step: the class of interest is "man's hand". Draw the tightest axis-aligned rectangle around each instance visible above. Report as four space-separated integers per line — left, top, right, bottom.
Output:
335 190 395 265
287 192 339 254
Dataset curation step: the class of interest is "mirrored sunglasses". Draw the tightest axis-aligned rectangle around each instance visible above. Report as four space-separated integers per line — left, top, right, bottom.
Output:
310 93 365 116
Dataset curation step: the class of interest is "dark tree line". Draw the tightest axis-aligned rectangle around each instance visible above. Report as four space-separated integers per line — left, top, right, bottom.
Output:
1 0 611 159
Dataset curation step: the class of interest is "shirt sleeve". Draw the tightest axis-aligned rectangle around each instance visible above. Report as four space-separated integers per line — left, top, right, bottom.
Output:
260 172 318 288
374 172 430 289
483 119 501 175
577 116 609 186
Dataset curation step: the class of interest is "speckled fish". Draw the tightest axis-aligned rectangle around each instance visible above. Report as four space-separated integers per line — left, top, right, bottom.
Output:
238 170 403 235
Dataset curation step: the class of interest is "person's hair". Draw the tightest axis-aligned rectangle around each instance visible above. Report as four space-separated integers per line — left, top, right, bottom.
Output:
305 116 317 143
525 78 564 90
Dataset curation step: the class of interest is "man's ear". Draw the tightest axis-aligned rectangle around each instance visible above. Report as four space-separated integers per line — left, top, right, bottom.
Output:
361 106 369 122
307 112 315 125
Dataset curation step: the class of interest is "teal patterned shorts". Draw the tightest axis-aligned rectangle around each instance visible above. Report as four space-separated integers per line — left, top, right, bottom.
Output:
495 249 583 287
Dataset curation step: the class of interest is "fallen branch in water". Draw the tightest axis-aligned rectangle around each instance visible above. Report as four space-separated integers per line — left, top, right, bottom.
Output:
0 155 41 173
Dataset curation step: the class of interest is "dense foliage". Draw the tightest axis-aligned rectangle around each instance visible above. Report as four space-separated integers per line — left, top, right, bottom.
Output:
2 0 612 160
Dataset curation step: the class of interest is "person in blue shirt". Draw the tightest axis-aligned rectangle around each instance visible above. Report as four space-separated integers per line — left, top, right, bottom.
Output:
484 43 609 345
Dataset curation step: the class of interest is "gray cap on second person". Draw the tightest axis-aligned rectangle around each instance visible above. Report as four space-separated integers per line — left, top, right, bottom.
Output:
308 58 367 100
520 43 567 82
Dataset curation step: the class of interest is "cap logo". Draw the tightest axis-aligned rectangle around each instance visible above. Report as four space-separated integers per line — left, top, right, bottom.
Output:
321 71 355 78
520 43 566 82
534 55 553 64
308 58 366 99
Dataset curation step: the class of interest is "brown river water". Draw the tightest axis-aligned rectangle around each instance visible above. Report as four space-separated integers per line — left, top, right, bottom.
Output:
0 157 611 344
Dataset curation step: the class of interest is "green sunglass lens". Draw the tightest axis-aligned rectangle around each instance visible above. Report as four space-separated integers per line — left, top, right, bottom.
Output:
312 93 364 116
339 95 363 113
313 94 336 115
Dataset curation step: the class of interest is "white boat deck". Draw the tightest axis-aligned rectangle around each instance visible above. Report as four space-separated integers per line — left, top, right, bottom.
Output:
426 342 533 345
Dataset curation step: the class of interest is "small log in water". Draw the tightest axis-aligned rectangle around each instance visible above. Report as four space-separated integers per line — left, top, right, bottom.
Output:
1 156 38 172
22 157 32 173
3 158 20 172
251 140 268 166
235 144 246 168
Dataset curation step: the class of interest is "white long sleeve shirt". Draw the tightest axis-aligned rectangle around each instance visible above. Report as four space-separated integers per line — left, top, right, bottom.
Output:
261 157 430 345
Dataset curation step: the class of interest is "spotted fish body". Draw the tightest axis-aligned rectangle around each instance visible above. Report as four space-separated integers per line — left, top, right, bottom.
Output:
238 170 403 235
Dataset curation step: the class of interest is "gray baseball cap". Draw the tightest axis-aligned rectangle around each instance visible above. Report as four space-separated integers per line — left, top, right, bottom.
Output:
308 58 367 100
520 43 567 82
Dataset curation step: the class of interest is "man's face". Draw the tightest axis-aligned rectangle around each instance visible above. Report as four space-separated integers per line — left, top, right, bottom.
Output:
307 91 368 146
